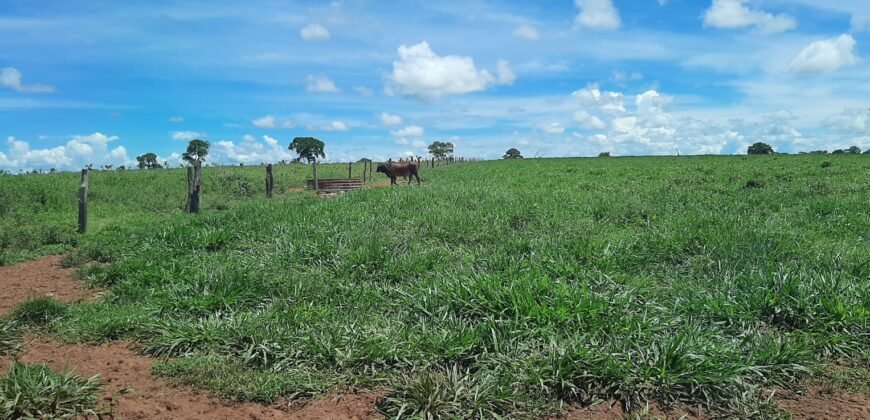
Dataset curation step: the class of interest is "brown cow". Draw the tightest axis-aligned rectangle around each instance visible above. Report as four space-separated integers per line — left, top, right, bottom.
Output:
376 161 421 186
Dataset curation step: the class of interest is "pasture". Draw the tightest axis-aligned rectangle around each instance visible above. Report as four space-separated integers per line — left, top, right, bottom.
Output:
1 155 869 417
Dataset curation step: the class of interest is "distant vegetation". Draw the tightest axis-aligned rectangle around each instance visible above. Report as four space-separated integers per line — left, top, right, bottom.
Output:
288 137 326 163
747 142 774 155
427 141 454 159
503 148 523 159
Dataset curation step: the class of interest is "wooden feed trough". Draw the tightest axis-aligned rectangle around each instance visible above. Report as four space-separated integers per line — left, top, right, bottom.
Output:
306 178 363 195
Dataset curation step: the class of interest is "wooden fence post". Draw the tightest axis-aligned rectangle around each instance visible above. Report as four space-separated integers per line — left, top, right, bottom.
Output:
186 160 202 213
369 161 373 179
77 169 88 234
362 161 367 182
266 163 274 198
313 161 319 191
348 162 352 179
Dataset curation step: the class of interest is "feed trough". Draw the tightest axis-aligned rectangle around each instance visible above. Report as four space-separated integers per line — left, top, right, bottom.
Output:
306 178 363 195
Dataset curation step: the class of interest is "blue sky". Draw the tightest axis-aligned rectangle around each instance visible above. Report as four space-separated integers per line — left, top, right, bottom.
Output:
1 0 869 170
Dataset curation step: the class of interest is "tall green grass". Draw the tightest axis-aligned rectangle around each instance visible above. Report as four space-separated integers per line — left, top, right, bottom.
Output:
3 155 869 417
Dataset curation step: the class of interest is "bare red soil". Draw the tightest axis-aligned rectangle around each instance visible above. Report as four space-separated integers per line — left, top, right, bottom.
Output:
0 255 94 315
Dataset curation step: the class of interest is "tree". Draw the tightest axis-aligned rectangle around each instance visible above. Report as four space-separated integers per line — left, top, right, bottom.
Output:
288 137 326 163
428 141 454 159
747 142 774 155
598 151 611 157
832 149 845 155
183 139 210 164
136 153 162 169
503 148 523 159
846 146 862 154
864 149 870 155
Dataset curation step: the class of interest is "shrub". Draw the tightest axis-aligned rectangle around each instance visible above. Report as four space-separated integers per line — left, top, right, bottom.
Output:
0 363 102 419
820 161 832 168
598 152 611 157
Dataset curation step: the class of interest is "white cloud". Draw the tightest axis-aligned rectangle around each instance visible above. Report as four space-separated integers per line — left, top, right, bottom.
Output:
411 139 427 150
211 135 295 165
322 121 348 131
542 122 566 134
169 116 184 123
391 125 424 137
0 67 55 93
353 86 374 97
0 133 129 171
703 0 796 34
389 41 513 99
790 34 858 74
572 84 626 114
306 75 341 93
513 24 540 40
300 23 330 41
574 0 621 31
824 108 870 132
171 131 206 141
395 138 410 145
573 110 608 130
253 115 276 129
380 112 403 126
852 15 870 32
496 60 516 85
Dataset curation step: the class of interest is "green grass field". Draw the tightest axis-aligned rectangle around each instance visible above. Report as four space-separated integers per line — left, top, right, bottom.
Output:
1 155 868 417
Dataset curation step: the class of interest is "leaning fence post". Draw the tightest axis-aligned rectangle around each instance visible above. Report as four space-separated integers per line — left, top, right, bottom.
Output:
266 163 274 198
313 160 319 191
77 169 88 234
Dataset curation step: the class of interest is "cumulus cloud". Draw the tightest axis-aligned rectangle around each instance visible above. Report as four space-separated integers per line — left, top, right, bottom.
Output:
322 121 348 131
0 67 55 93
389 41 514 99
306 75 341 93
253 115 276 129
169 116 184 123
380 112 403 126
852 15 870 32
496 60 516 85
573 110 608 130
574 0 621 31
211 135 295 165
513 24 540 40
353 86 374 97
572 84 626 114
171 131 206 141
0 133 129 171
542 123 566 135
824 108 870 132
703 0 796 34
790 34 858 74
300 23 330 41
391 125 424 137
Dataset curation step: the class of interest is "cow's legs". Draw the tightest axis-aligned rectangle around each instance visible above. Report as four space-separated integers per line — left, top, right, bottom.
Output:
414 173 421 185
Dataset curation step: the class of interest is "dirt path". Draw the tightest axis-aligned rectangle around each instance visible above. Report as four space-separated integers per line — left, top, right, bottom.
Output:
0 255 94 315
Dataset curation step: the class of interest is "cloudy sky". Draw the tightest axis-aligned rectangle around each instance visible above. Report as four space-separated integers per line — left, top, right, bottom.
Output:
1 0 869 171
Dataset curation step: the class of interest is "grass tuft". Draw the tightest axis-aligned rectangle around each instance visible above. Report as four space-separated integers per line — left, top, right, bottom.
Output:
0 363 102 419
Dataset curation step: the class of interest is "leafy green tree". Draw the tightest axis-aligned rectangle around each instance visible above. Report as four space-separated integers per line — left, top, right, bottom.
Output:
183 139 210 164
428 141 454 159
832 149 845 155
136 153 162 169
503 148 523 159
747 142 774 155
846 146 862 154
598 151 611 157
289 137 326 163
864 149 870 155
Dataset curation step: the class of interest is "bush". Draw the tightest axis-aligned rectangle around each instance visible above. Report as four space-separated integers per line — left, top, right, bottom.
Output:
0 363 101 419
820 161 832 168
598 152 611 157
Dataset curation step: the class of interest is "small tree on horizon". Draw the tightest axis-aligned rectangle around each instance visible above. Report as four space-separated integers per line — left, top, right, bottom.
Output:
598 151 611 157
428 141 454 159
846 145 862 154
289 137 326 163
136 153 162 169
503 148 523 159
182 139 210 165
747 142 774 155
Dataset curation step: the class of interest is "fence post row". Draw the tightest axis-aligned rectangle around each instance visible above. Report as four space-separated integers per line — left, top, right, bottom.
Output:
265 163 274 198
77 169 88 234
186 160 202 213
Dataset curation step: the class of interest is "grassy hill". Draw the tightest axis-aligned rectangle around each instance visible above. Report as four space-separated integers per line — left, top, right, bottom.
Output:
2 155 869 417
